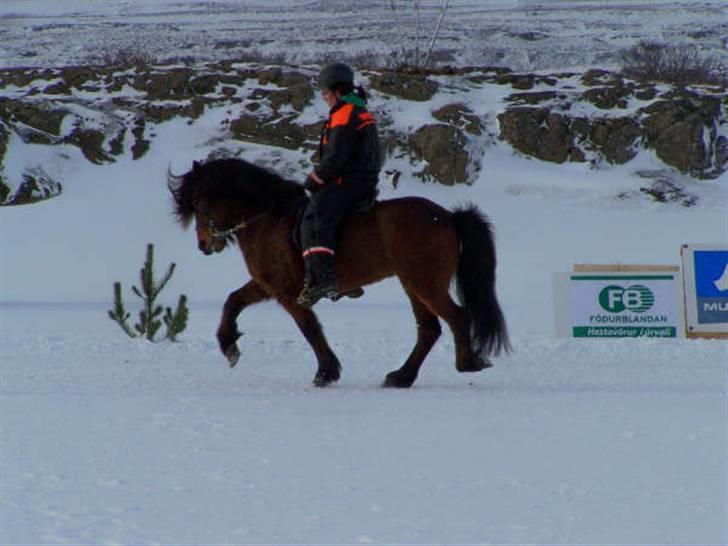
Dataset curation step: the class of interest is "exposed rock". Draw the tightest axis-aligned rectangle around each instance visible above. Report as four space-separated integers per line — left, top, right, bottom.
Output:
432 104 485 135
256 68 310 89
131 118 150 160
1 168 62 206
0 123 8 168
635 171 698 207
588 117 641 164
409 124 470 185
137 68 194 100
498 77 726 176
108 128 126 156
641 92 725 177
583 84 632 109
581 69 620 87
141 97 206 123
189 74 220 95
268 82 314 112
635 86 658 101
44 81 72 95
500 109 641 166
369 71 439 102
0 124 8 202
64 127 113 164
505 91 559 105
498 108 575 163
0 99 66 141
0 68 55 89
230 112 309 150
496 73 535 90
60 66 97 89
1 62 725 206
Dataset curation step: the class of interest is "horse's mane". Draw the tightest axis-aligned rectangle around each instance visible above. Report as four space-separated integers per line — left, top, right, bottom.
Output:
169 158 305 226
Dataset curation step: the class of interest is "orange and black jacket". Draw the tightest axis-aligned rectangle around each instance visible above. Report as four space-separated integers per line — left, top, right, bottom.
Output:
314 94 380 187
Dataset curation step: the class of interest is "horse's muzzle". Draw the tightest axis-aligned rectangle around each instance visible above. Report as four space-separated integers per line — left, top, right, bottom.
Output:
198 240 214 255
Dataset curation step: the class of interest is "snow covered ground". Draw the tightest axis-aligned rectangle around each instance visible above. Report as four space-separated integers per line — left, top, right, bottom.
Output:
2 136 726 544
1 1 727 545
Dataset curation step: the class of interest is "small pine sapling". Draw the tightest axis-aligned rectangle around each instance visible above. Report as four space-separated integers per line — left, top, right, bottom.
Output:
164 294 189 341
108 243 189 342
108 282 138 338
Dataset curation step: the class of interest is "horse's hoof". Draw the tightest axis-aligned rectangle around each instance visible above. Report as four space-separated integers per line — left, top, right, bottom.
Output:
456 356 493 373
382 371 416 388
225 345 241 368
312 374 337 388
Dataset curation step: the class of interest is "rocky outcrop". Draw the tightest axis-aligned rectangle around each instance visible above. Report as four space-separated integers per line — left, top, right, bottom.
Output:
369 71 439 102
0 62 318 205
409 124 470 185
498 76 727 178
2 168 62 206
499 108 575 163
0 60 725 206
404 104 487 185
641 91 726 178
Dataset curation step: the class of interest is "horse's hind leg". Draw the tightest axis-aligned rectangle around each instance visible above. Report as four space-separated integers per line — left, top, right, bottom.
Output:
217 280 270 367
424 293 493 373
279 300 342 387
383 292 441 388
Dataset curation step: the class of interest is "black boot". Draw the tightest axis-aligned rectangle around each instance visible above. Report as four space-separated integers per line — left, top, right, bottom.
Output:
297 253 338 308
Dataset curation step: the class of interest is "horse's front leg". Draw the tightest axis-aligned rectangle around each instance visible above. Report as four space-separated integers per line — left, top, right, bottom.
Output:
218 280 270 367
279 299 342 387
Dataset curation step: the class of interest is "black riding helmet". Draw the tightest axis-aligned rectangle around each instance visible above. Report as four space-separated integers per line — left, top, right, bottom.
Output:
318 62 354 91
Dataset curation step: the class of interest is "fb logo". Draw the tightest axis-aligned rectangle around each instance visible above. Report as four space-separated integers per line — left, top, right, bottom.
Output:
599 285 655 313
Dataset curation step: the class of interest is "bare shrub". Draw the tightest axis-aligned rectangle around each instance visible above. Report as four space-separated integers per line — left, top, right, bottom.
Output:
388 0 451 69
93 45 157 68
620 40 723 85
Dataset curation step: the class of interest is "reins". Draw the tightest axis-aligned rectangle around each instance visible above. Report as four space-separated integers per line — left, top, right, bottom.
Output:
208 208 272 240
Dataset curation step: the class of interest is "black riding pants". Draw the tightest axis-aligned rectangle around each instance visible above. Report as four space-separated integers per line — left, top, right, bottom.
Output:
300 183 374 255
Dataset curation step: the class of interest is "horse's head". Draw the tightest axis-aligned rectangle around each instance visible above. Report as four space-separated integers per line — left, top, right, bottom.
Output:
168 160 235 255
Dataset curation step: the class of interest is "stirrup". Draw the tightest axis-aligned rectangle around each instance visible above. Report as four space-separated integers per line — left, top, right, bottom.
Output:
296 283 338 308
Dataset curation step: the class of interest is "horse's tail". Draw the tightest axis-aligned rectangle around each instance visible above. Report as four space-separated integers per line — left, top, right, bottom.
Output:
452 204 511 358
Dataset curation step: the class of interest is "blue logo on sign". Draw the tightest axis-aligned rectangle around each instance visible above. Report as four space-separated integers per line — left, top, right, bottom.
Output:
694 250 728 324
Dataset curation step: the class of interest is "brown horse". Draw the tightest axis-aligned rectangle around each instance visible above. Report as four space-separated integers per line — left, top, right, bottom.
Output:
169 158 510 388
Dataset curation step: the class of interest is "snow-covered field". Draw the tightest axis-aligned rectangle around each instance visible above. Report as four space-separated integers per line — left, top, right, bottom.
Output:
1 0 727 71
1 1 727 545
2 140 726 544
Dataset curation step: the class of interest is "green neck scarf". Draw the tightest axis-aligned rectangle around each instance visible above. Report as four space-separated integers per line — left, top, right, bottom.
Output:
340 92 366 108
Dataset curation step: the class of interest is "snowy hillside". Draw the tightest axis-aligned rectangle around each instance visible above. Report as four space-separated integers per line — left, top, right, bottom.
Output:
1 2 727 545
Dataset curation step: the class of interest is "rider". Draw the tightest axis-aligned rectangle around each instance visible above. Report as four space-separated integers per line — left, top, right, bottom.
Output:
297 62 381 308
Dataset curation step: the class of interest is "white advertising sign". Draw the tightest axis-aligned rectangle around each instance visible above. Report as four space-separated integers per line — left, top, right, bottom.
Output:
554 270 683 338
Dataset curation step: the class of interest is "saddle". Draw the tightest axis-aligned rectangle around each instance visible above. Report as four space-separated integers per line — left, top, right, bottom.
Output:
291 188 379 252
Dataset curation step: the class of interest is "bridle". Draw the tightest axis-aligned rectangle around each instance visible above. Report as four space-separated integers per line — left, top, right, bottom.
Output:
206 208 271 240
